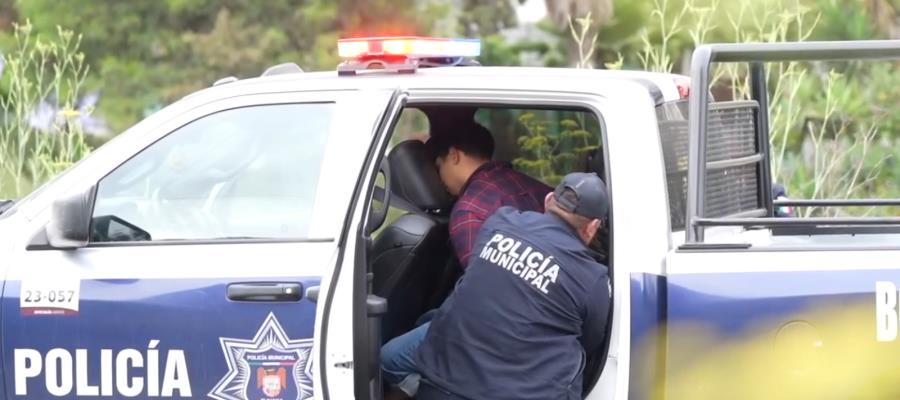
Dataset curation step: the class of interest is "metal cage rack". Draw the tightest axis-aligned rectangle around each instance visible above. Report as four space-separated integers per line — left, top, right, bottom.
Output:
684 40 900 243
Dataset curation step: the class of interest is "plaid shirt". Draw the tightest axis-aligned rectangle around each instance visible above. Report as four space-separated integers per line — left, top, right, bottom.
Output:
450 162 552 268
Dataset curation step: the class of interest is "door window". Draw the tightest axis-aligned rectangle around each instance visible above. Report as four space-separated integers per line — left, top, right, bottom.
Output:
475 107 603 186
91 103 334 242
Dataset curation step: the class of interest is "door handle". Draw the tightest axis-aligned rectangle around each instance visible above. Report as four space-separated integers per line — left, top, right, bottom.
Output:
227 282 303 302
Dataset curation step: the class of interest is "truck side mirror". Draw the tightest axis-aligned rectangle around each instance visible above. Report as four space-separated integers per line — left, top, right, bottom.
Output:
46 185 97 249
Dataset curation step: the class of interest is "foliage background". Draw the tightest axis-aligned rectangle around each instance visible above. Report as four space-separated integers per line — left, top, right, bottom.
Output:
0 0 898 206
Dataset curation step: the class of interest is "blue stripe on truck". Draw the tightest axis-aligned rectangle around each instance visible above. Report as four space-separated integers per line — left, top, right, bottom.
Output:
631 269 900 399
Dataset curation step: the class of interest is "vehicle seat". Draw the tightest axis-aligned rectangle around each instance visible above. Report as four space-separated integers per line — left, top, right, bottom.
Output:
371 140 454 341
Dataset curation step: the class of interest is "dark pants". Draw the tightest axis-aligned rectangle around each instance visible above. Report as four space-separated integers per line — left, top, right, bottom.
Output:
416 381 470 400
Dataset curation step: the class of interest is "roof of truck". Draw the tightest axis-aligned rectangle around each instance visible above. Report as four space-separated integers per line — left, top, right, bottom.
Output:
194 66 688 105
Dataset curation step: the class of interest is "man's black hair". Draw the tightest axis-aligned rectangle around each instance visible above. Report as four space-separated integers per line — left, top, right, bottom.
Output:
426 122 494 161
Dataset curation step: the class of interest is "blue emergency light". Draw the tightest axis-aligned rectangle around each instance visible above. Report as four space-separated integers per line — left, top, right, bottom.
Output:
337 36 481 75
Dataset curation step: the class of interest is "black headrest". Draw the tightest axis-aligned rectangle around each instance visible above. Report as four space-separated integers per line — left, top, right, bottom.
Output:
388 140 453 211
585 146 605 179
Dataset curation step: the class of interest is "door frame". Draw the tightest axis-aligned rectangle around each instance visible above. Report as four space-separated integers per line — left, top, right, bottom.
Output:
315 89 407 400
335 88 628 399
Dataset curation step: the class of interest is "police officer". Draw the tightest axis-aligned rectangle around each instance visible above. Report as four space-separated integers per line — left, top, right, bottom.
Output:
414 172 612 400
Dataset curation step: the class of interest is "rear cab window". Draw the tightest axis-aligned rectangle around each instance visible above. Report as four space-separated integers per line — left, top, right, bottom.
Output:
656 99 764 235
390 106 604 186
377 106 605 231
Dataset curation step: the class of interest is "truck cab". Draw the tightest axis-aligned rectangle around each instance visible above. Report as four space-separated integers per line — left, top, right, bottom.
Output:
0 37 898 400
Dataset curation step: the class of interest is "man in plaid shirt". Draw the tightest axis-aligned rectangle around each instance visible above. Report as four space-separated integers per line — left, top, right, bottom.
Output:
381 121 551 399
429 122 551 268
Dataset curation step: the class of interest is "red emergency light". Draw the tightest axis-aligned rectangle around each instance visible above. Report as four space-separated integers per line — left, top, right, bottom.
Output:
337 36 482 59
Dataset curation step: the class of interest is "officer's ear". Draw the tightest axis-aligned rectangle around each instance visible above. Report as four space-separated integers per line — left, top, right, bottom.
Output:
544 192 554 210
582 218 602 244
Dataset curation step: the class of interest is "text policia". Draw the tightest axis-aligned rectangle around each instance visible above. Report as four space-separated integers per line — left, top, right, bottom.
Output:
14 340 192 397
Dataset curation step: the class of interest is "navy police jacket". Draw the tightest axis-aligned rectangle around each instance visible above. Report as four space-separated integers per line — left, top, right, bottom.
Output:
415 207 611 400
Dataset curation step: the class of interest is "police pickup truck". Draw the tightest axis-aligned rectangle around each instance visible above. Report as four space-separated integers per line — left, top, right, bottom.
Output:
0 37 899 400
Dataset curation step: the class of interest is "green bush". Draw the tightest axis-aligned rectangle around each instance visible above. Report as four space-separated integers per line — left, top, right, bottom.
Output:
623 0 899 216
0 21 92 199
512 112 600 186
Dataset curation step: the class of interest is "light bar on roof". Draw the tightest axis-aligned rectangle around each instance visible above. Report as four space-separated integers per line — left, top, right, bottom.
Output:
337 36 482 59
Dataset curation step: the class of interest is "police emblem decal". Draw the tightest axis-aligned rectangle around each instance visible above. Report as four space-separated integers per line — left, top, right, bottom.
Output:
209 313 314 400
